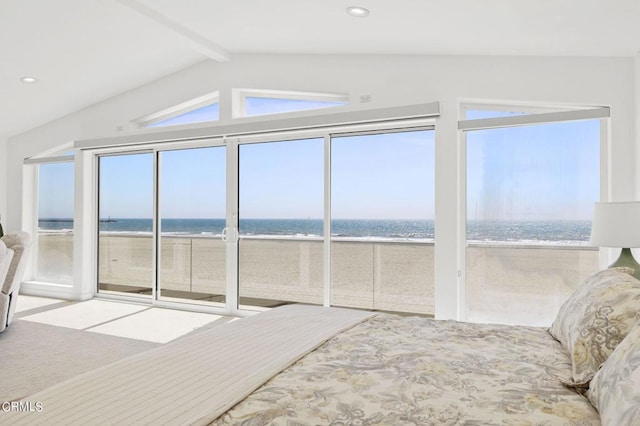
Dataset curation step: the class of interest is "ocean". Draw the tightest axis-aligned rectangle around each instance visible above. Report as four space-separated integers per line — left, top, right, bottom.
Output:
38 218 592 244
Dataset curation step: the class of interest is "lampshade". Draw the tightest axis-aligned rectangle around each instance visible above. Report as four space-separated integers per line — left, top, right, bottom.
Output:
590 201 640 248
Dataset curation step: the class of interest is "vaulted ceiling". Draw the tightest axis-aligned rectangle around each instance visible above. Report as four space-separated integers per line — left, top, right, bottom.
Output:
2 0 639 140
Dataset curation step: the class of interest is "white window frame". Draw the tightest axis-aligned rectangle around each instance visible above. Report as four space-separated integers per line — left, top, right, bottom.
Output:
460 101 600 120
21 153 76 298
457 102 610 322
77 102 439 317
134 91 220 128
232 88 349 118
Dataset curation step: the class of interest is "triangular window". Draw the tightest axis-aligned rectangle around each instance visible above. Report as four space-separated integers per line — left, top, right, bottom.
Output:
137 91 219 128
147 103 219 128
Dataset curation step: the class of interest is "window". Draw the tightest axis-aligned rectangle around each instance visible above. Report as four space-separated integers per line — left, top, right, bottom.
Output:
97 153 154 296
462 105 606 326
147 103 219 128
331 130 435 314
234 89 348 118
135 89 348 127
36 161 74 284
238 138 324 309
462 104 582 120
81 102 439 315
137 91 219 128
157 146 226 305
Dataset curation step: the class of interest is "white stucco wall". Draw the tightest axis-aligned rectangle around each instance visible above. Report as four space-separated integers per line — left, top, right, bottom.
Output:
6 53 637 318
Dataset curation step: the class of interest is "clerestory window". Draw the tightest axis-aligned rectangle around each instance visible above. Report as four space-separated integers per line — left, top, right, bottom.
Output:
233 89 348 118
136 91 219 128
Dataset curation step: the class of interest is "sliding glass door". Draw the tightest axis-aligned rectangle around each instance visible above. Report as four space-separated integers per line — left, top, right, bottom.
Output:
157 146 226 305
238 138 324 310
98 152 154 296
331 130 435 314
94 125 436 315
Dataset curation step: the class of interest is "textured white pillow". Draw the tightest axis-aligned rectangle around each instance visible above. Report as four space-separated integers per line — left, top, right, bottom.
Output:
549 267 640 384
588 323 640 425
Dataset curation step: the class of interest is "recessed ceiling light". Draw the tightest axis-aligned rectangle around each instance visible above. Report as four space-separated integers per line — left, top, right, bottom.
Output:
346 6 370 17
20 76 38 84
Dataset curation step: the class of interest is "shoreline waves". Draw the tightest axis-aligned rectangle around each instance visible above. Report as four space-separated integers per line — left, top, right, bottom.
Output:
38 218 592 246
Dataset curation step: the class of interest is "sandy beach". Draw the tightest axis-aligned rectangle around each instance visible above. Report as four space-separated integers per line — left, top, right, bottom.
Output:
37 233 598 324
94 235 435 313
466 245 598 325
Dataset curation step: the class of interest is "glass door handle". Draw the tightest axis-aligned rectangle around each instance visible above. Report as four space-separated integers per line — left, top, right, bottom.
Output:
221 226 239 243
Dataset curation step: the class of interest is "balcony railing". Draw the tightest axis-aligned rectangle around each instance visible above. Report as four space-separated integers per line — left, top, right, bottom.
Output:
95 234 435 314
466 243 598 325
37 232 599 323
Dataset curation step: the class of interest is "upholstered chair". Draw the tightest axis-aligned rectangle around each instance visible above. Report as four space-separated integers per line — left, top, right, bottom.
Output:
0 231 31 333
0 240 14 332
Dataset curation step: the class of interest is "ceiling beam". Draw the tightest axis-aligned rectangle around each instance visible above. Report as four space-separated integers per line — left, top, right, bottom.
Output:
116 0 230 62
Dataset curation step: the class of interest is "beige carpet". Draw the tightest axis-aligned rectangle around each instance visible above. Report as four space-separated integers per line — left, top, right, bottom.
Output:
3 305 375 426
1 298 238 403
0 319 160 402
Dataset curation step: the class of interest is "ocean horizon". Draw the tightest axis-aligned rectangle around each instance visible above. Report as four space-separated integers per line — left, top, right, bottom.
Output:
38 218 592 244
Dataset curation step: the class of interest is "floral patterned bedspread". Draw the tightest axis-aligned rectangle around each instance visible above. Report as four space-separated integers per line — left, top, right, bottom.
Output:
212 314 600 425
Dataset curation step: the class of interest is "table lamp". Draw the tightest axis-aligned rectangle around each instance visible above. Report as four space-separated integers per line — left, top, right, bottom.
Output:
590 201 640 279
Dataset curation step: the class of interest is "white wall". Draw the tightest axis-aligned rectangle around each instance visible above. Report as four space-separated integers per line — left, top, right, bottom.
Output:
636 53 640 198
6 53 637 317
0 138 6 231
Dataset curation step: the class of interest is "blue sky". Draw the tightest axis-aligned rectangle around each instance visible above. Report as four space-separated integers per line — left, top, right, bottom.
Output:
92 130 435 220
38 162 74 219
331 131 435 220
148 103 219 128
467 116 599 221
240 138 324 219
39 101 600 223
146 96 345 127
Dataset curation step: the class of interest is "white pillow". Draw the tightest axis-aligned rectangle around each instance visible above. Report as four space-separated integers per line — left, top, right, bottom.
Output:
549 267 640 384
588 323 640 425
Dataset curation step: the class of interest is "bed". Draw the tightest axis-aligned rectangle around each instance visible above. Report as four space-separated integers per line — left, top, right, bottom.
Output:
4 268 640 425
